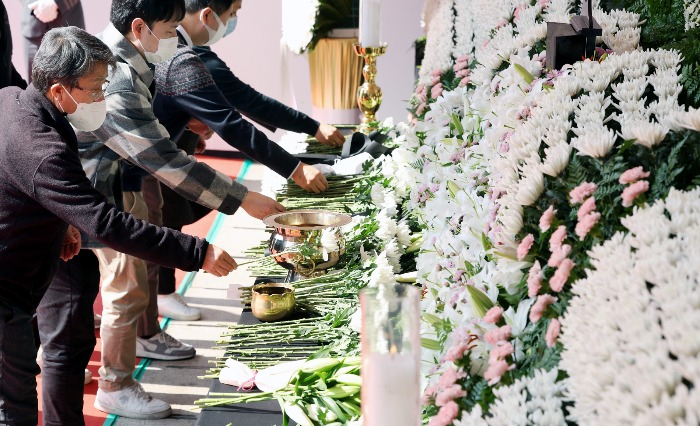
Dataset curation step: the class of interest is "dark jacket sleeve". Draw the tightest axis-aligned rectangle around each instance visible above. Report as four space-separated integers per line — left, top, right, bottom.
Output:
11 66 28 89
18 119 208 272
53 0 82 13
167 54 301 178
195 46 320 136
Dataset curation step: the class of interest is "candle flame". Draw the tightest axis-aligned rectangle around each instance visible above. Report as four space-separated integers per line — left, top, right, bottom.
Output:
390 344 398 354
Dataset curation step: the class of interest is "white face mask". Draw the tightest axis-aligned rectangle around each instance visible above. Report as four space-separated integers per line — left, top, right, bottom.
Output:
58 86 107 132
139 24 178 64
201 9 226 46
224 16 237 38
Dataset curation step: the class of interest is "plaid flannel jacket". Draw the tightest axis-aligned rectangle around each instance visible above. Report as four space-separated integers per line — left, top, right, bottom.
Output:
77 24 247 247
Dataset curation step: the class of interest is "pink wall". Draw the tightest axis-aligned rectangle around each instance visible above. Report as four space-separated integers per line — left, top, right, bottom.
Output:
5 0 422 149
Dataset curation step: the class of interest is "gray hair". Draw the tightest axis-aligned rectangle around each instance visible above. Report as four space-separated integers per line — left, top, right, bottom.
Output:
32 26 116 93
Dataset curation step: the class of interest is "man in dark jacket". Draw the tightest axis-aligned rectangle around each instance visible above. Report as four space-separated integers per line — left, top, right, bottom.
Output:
142 0 344 323
0 26 236 425
20 0 84 81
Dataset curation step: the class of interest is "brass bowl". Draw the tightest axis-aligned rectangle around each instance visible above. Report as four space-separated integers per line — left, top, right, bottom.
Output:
251 283 295 322
263 210 352 276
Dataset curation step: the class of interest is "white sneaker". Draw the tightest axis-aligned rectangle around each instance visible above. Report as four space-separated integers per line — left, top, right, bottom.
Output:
36 346 92 385
94 382 171 419
136 331 196 361
157 293 201 321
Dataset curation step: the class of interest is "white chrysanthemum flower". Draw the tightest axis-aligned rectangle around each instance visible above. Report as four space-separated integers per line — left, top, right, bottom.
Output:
419 0 456 83
624 120 670 148
672 107 700 131
571 126 617 158
376 210 398 242
367 251 397 289
396 219 413 247
514 169 545 206
684 0 700 30
281 0 319 54
540 143 572 178
320 228 340 261
561 188 700 425
384 238 403 272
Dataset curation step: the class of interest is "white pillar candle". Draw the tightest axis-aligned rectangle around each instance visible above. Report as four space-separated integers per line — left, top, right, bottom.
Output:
359 0 382 47
361 352 420 426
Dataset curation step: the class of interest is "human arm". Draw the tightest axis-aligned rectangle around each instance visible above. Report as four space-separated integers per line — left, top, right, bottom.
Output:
30 142 235 274
196 46 320 136
93 88 249 215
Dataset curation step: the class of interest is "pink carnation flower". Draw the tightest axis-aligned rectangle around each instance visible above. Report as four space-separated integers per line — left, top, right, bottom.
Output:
488 342 514 363
577 197 596 220
622 180 650 207
484 306 504 324
575 212 601 239
435 384 467 407
453 61 467 72
458 76 471 87
517 233 534 261
539 205 557 231
484 325 512 345
546 318 561 348
415 83 425 95
527 260 543 298
422 384 437 406
483 359 513 385
430 68 443 78
619 166 650 184
569 182 597 203
456 55 470 64
431 83 444 99
429 401 460 426
438 366 466 388
549 258 575 292
529 294 558 323
443 342 470 362
549 225 567 252
548 244 571 268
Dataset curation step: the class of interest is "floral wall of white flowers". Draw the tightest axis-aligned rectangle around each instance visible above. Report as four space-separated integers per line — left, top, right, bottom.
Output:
345 0 700 424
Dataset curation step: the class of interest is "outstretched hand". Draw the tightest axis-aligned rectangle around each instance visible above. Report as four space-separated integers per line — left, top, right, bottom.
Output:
291 163 329 193
201 244 237 276
314 123 345 147
241 191 286 220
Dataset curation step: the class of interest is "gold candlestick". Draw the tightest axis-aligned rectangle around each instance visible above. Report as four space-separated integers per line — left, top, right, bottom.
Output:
354 43 387 134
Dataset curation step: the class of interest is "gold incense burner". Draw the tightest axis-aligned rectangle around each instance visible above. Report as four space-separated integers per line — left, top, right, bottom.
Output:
251 282 296 322
353 43 387 134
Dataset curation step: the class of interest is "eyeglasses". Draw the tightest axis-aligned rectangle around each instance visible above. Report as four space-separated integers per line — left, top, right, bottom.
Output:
74 80 110 101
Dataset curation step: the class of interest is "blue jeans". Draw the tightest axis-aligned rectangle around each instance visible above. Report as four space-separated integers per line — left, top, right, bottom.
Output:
37 250 100 426
0 300 41 425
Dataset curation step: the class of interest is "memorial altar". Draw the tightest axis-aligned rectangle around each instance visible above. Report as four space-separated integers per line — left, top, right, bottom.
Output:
194 0 700 424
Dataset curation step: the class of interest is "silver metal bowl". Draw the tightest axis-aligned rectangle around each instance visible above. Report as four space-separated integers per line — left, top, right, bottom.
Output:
263 210 352 277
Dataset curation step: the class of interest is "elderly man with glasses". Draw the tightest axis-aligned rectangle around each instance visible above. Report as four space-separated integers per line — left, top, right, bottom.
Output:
0 26 237 425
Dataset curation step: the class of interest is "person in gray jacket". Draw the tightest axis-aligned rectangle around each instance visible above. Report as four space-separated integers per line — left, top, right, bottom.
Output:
0 26 236 426
20 0 84 81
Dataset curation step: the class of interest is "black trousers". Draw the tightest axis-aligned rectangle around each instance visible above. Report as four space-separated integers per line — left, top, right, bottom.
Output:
36 250 100 426
0 300 41 425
